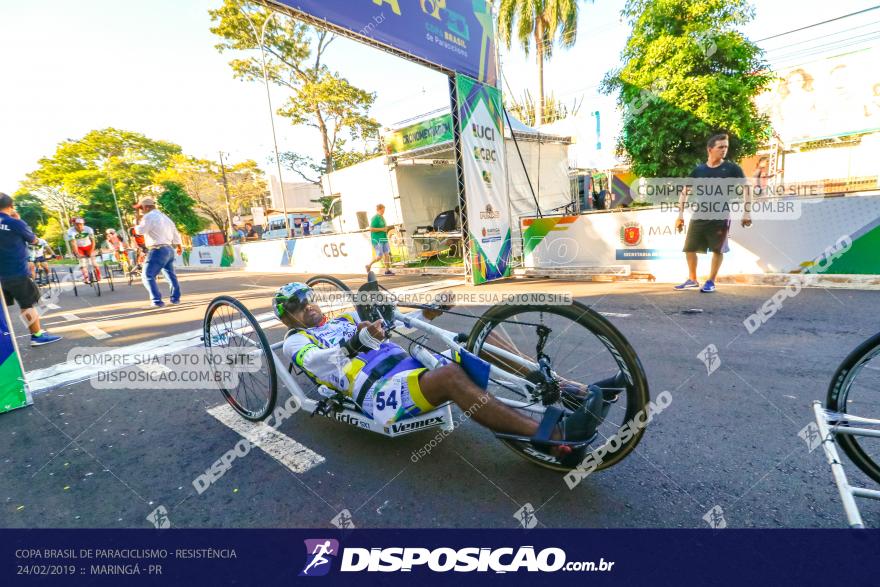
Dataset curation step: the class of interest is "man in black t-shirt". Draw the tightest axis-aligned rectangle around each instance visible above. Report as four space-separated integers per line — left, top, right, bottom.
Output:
673 133 752 293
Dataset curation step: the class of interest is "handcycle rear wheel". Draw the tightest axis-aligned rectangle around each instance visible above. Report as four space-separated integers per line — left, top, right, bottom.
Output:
466 302 650 473
203 296 278 421
826 331 880 483
103 261 116 291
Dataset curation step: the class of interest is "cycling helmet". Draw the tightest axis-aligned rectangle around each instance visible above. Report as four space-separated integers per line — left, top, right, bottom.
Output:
273 282 313 319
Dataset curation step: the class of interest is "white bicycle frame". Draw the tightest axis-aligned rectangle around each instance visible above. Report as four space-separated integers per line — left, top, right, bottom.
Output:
265 308 543 438
813 401 880 528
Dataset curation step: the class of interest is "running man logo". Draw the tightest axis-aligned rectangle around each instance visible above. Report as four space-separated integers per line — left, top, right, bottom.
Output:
620 222 642 246
300 539 340 577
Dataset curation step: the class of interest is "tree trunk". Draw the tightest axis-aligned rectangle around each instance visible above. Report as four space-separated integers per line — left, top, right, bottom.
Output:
316 108 333 174
535 18 545 127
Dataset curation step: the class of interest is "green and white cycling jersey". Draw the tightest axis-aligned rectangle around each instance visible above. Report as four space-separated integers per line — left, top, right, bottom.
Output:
282 312 439 424
66 226 95 248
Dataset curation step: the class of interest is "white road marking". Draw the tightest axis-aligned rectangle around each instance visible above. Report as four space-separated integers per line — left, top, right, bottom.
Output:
207 404 325 474
25 312 274 395
599 312 631 318
83 324 112 340
46 303 61 310
138 362 172 375
62 314 79 322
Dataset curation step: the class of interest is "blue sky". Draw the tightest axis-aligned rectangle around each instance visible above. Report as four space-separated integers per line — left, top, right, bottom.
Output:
1 0 876 191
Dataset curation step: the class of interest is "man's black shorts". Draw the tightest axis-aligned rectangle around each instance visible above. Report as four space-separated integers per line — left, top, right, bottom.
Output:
683 219 731 254
1 276 42 310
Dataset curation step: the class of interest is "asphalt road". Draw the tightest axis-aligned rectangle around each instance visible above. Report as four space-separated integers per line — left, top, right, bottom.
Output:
2 268 879 529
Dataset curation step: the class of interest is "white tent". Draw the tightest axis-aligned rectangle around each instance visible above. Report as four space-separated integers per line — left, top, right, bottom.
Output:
321 112 572 258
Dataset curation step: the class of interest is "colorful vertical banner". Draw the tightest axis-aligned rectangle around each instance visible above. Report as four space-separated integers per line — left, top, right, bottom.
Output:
0 283 30 414
455 73 511 284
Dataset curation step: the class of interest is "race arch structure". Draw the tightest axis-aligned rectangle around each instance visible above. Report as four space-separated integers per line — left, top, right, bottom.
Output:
261 0 511 284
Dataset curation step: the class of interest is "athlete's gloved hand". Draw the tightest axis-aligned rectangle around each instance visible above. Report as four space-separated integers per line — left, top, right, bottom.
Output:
344 320 384 357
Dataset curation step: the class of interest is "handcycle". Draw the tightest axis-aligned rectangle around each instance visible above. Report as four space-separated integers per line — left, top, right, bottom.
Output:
35 260 61 291
814 331 880 527
202 274 651 472
126 248 145 287
103 257 128 292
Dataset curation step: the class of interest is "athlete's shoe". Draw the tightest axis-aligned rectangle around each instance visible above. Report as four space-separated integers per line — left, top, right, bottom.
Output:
674 279 700 290
560 382 589 411
700 279 716 293
31 332 62 347
562 387 605 442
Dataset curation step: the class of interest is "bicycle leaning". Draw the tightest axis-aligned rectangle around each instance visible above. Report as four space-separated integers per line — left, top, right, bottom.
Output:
814 331 880 527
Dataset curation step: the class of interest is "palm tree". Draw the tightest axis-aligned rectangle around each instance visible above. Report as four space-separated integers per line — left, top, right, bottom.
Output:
497 0 586 126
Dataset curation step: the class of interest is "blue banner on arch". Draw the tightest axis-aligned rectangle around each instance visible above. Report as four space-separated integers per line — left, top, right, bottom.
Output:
268 0 498 86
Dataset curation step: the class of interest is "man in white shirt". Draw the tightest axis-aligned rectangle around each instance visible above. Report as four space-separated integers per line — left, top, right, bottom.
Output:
134 196 183 308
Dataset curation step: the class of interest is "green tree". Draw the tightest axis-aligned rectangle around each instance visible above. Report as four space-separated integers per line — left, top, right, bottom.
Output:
156 155 268 234
10 192 48 231
279 141 381 184
506 89 583 126
602 0 772 177
209 0 380 180
157 181 206 236
24 128 182 232
498 0 589 126
41 217 66 254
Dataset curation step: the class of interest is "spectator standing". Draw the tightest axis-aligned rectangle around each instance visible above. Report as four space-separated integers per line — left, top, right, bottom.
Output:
674 133 752 293
0 193 62 346
365 203 394 275
134 197 182 308
243 222 259 241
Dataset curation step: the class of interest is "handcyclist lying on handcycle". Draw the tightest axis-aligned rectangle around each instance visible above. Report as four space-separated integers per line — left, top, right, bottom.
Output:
274 282 606 459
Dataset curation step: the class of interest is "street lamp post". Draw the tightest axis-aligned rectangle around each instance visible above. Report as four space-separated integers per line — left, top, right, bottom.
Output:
218 151 235 236
243 6 290 237
107 171 127 242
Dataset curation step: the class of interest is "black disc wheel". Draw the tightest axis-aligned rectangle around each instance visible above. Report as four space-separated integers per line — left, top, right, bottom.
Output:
467 301 650 473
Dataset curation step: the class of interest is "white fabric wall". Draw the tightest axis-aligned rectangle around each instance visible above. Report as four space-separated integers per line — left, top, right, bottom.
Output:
322 157 400 233
393 164 459 237
506 140 573 257
269 176 323 211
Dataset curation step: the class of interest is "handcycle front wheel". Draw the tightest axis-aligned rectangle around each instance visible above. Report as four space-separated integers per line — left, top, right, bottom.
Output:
826 331 880 483
103 261 115 291
203 296 278 421
466 301 650 473
86 264 101 297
